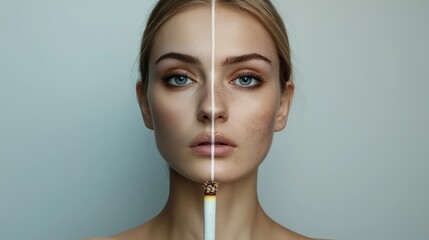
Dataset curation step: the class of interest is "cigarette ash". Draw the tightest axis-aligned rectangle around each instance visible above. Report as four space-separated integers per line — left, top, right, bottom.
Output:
203 180 219 195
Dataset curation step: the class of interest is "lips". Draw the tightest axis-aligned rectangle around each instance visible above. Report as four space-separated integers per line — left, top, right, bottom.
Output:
189 133 237 157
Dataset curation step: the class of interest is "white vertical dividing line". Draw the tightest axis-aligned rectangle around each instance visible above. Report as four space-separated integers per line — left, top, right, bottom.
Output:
204 1 217 240
210 0 216 182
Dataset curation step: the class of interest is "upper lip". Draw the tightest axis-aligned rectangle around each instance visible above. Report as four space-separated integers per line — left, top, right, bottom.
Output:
189 133 237 147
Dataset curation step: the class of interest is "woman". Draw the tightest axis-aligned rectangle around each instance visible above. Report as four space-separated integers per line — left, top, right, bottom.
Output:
88 0 314 239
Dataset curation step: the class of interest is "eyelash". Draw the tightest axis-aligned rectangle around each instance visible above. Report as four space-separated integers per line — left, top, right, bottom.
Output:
161 71 193 88
160 71 265 89
231 72 265 89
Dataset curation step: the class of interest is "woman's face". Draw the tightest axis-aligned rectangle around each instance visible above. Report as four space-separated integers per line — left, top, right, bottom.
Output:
137 5 293 183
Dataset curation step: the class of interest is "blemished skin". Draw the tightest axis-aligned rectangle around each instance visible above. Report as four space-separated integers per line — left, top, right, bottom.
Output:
144 4 289 185
84 4 318 240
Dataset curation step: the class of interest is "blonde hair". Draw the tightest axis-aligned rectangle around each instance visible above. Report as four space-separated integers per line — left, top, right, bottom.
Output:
139 0 292 91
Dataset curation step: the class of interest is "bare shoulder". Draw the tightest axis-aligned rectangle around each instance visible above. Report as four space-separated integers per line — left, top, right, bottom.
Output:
277 225 329 240
82 214 162 240
81 224 151 240
274 227 316 240
110 225 149 240
265 218 327 240
274 228 325 240
110 217 160 240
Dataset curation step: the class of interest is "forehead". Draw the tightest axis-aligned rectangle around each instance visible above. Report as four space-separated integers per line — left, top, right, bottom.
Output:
150 5 277 65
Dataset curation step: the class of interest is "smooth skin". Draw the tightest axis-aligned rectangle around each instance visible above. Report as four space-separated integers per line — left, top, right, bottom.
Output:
85 5 316 240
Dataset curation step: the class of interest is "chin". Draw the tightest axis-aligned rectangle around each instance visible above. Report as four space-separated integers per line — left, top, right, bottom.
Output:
172 161 260 185
215 165 259 183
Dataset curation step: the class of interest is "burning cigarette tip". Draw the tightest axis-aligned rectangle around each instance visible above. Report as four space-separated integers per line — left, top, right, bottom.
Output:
203 180 219 195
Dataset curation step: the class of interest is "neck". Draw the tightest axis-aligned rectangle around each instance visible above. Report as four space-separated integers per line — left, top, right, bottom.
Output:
155 168 269 240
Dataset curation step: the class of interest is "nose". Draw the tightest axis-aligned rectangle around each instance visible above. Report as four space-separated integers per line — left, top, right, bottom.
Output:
196 83 228 123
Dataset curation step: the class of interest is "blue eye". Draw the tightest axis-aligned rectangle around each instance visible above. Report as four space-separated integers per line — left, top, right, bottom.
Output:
162 73 194 87
232 73 264 88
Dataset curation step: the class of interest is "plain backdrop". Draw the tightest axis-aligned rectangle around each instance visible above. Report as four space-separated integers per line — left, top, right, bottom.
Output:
1 1 428 239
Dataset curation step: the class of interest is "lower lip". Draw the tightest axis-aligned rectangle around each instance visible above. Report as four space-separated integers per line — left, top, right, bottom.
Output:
190 144 235 157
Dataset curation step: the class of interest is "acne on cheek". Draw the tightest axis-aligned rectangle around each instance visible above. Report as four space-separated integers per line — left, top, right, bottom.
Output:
239 110 275 169
246 109 276 142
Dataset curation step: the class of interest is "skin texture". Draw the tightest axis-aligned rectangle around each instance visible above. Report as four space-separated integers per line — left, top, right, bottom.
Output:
84 5 317 240
143 4 286 184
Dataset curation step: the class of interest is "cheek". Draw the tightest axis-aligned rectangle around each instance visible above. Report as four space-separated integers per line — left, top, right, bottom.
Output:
148 90 195 152
247 91 278 137
243 94 279 161
151 101 183 132
246 107 276 145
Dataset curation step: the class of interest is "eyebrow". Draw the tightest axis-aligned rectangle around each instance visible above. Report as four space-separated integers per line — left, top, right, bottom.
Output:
155 52 201 65
154 52 272 66
223 53 272 66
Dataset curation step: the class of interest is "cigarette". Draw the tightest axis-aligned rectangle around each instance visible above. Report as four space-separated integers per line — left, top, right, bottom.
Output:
203 180 219 240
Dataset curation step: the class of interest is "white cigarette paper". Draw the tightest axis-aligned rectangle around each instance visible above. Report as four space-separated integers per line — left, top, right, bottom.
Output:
204 195 216 240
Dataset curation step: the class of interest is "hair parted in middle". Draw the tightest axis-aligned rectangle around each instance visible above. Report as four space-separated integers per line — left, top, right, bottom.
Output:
139 0 292 92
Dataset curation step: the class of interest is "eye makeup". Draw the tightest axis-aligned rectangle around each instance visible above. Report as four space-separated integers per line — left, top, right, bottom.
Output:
160 71 194 88
231 71 265 89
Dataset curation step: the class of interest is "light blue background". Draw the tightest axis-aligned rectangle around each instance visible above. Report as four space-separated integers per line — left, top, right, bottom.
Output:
1 1 428 239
